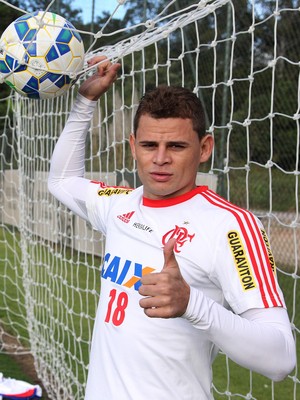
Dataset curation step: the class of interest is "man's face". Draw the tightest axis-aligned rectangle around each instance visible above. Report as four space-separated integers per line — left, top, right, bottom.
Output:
130 114 213 200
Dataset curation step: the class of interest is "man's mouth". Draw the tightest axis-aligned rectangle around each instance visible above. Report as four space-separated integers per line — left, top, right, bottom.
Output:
150 172 172 182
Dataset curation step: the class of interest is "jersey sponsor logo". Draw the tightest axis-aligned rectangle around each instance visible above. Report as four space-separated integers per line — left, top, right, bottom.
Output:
117 211 135 223
260 229 276 274
227 231 256 291
102 253 155 291
162 225 195 253
132 222 153 233
97 187 132 197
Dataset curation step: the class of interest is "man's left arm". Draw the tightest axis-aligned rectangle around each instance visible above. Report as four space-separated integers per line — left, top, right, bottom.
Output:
139 238 296 381
183 287 296 381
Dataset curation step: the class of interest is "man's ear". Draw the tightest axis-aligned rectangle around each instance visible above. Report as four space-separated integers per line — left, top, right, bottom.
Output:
199 134 214 163
129 133 137 160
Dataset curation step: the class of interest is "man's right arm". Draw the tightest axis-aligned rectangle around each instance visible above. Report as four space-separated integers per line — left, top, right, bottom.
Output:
48 56 121 220
48 94 97 220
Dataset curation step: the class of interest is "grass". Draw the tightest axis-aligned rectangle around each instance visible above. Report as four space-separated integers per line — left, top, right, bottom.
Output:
0 226 100 399
0 352 50 399
212 270 300 399
222 165 298 212
0 225 299 399
0 353 30 381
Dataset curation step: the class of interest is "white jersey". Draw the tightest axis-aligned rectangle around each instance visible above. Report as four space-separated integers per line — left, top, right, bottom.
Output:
48 94 294 399
84 182 284 400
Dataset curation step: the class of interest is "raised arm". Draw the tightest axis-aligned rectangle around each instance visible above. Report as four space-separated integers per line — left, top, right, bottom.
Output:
48 56 120 219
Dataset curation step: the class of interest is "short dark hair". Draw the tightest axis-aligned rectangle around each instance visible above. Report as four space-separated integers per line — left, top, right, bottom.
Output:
133 85 206 139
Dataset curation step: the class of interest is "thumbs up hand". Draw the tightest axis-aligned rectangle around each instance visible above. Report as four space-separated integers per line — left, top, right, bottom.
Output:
138 238 190 318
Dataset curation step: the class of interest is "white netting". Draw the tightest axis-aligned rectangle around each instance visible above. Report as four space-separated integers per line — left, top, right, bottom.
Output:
0 0 299 399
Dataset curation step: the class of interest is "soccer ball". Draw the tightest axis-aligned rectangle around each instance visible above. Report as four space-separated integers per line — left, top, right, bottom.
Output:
0 11 85 99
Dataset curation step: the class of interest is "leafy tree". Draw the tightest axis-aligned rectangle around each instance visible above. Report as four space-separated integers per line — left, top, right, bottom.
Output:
19 0 83 25
1 0 298 176
228 1 300 171
123 0 163 26
0 0 86 173
87 11 130 49
0 0 23 33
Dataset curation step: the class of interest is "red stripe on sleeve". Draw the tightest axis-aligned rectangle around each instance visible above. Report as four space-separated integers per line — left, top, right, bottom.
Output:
201 190 283 308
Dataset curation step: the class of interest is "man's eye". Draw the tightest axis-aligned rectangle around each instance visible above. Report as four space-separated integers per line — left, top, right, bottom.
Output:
141 143 155 148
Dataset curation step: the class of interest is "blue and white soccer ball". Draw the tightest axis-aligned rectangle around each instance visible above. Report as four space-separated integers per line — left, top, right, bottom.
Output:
0 11 85 99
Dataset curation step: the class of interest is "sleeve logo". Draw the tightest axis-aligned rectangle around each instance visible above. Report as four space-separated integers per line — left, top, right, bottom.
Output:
227 231 256 291
260 229 276 274
97 187 132 196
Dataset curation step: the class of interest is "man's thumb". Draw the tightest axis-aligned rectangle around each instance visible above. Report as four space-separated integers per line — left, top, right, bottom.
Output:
163 238 178 269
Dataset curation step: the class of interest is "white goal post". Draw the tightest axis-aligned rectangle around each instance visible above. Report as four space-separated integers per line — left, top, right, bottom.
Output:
0 1 299 399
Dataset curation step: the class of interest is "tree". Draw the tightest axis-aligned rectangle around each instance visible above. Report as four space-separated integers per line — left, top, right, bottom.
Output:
123 0 163 26
19 0 83 25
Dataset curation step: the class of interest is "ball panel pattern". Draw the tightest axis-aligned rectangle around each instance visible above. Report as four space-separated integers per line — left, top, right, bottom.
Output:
0 11 85 99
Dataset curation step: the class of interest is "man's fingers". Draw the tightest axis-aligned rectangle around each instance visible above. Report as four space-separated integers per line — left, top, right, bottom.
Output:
139 296 166 309
138 238 190 319
87 56 120 79
87 55 107 67
110 63 121 75
79 56 120 100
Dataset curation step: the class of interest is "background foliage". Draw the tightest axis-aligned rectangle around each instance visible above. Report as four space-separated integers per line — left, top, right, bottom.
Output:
1 0 299 209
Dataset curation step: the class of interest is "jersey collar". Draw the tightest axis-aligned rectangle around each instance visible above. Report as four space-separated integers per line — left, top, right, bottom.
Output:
142 186 208 208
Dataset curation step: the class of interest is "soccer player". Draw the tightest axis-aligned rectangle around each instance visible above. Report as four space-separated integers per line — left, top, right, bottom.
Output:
48 56 296 400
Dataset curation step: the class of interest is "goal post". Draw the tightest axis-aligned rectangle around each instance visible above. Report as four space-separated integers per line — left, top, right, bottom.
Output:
0 1 299 399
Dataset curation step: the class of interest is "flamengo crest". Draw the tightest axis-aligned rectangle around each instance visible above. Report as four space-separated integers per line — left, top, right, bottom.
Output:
162 225 195 253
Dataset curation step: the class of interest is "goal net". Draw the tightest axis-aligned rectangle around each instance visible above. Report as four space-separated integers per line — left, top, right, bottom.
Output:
0 0 299 399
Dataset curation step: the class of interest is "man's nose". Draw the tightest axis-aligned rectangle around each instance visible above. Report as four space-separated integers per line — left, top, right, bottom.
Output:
153 146 171 165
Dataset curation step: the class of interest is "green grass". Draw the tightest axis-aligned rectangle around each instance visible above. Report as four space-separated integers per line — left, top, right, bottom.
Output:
0 225 29 344
222 165 298 212
0 353 30 381
212 270 299 399
0 226 99 397
0 353 50 399
0 226 299 399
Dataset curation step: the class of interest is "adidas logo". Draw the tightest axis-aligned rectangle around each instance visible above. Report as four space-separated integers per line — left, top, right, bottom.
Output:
117 211 135 224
